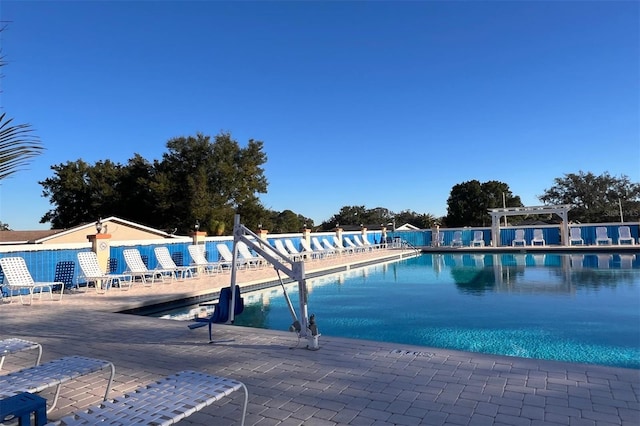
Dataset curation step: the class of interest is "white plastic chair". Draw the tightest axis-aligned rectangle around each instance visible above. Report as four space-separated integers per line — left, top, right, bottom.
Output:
531 229 545 246
352 235 370 251
284 239 308 261
187 245 223 275
512 229 526 246
569 227 584 245
617 226 635 245
343 237 363 253
0 257 63 305
216 243 246 269
77 251 132 292
237 241 266 268
123 249 165 285
333 236 354 254
323 238 345 255
595 227 612 245
470 231 485 247
273 240 295 260
154 247 196 280
451 231 463 247
300 238 322 260
312 237 336 257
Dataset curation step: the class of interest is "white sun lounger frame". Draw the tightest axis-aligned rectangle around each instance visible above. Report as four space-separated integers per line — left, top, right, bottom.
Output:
48 370 248 426
0 338 43 370
0 355 115 413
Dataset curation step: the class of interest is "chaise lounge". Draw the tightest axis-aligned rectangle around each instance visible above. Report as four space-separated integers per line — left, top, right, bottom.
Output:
0 355 115 413
569 227 584 245
45 370 248 426
512 229 526 247
77 251 132 292
617 225 635 245
0 257 64 305
595 227 612 245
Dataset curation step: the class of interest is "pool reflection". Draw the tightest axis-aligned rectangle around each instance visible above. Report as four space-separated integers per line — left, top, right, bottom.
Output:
438 252 639 294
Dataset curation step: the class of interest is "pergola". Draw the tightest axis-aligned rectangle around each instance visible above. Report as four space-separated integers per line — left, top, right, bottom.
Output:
488 204 572 247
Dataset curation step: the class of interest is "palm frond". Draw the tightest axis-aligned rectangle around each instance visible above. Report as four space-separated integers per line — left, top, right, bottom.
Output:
0 112 44 180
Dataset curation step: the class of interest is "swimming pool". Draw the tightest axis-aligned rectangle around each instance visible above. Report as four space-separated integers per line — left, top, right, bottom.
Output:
158 252 640 369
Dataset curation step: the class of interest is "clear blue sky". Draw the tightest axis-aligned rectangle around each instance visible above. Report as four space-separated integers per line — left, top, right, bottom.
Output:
1 0 638 230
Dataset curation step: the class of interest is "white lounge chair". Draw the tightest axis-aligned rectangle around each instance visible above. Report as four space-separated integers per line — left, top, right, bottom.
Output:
299 238 322 260
323 237 345 255
273 239 295 260
352 235 371 252
0 257 64 305
617 226 635 245
0 338 42 371
512 229 526 247
154 247 196 280
470 231 485 247
216 243 247 269
237 241 266 268
285 239 308 261
333 236 355 254
0 355 115 413
569 227 584 245
123 249 166 285
451 231 463 247
595 227 612 245
343 237 363 253
188 245 223 275
46 370 248 426
312 237 336 257
77 251 133 293
359 234 382 251
531 229 545 246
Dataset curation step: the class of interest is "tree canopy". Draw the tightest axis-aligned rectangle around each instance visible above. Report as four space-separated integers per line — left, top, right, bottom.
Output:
539 171 640 223
445 180 523 227
319 206 438 230
39 132 291 234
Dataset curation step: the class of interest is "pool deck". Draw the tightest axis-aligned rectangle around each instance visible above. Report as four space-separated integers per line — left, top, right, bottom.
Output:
1 247 638 425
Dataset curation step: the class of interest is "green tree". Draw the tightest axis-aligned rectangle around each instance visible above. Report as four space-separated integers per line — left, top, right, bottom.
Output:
270 209 305 233
394 210 438 229
40 159 124 228
157 132 268 234
117 154 157 226
39 132 270 232
446 180 522 227
319 206 437 230
320 205 368 230
539 171 640 223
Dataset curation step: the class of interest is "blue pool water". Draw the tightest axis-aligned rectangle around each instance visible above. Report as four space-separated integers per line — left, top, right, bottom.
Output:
160 252 640 369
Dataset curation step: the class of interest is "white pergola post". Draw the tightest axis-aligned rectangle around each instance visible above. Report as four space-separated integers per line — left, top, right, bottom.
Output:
488 205 572 247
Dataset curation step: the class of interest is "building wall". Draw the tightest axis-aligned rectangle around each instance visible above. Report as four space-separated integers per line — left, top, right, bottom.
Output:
42 219 171 244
